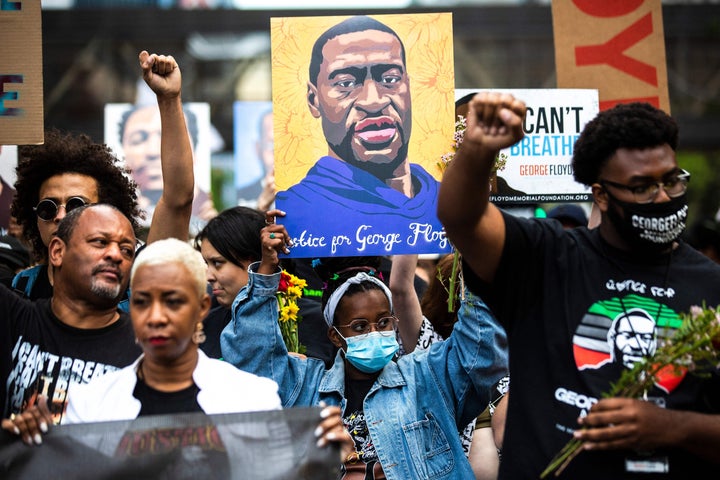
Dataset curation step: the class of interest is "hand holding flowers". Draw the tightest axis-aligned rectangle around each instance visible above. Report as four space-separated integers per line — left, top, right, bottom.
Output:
541 303 720 477
277 269 307 354
261 210 306 353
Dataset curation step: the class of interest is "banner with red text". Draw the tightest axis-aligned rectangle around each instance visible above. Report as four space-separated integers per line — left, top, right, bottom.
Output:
552 0 670 113
0 407 339 480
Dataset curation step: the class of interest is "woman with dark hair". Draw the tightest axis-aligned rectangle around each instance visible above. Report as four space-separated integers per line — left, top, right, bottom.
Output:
194 206 335 363
194 206 265 308
193 206 266 358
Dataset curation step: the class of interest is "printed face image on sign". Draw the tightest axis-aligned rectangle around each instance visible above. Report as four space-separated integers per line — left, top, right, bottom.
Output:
234 101 274 209
272 13 455 258
104 102 216 232
572 294 685 394
456 89 598 205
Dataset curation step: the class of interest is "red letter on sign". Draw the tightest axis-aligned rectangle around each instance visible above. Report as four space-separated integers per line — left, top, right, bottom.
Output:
575 13 657 86
572 0 643 18
600 96 660 111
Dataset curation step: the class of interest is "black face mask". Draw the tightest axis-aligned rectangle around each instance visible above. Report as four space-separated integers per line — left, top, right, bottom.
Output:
605 192 688 252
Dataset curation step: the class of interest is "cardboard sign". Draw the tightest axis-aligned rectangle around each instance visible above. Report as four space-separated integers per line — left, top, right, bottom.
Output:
552 0 670 113
456 89 598 204
271 13 455 258
0 0 43 144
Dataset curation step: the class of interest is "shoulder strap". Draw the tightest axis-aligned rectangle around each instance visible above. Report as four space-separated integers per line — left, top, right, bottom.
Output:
11 265 42 297
118 288 131 313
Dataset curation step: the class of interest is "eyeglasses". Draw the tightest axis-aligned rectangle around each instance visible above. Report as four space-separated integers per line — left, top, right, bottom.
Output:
600 169 690 204
336 316 397 336
33 197 88 221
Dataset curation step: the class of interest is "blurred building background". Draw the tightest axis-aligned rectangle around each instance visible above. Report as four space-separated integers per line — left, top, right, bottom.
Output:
38 1 720 217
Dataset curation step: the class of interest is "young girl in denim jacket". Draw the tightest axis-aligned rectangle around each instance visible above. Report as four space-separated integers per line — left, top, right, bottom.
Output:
220 211 508 480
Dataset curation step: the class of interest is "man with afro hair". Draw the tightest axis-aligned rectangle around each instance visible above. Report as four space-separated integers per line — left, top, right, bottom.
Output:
12 128 142 265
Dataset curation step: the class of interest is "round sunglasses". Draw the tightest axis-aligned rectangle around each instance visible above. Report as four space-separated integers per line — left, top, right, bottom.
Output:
33 196 88 221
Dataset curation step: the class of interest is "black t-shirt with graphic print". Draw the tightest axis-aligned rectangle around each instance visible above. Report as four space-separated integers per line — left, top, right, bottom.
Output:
0 285 141 422
464 212 720 479
342 376 386 479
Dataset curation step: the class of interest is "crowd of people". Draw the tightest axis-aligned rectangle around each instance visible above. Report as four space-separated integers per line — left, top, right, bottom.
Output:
0 49 351 474
1 15 719 480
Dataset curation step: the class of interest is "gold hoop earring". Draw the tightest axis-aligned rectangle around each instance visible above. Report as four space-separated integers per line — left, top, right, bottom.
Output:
192 322 206 345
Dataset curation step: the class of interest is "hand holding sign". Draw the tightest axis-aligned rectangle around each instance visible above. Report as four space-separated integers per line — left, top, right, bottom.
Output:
259 209 292 275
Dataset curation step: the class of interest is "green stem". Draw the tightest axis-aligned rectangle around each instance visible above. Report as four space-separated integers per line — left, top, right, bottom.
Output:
611 336 712 398
555 440 585 477
540 438 583 478
447 250 460 313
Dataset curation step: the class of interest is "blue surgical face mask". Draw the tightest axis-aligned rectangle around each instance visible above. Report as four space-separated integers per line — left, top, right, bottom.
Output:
335 329 399 374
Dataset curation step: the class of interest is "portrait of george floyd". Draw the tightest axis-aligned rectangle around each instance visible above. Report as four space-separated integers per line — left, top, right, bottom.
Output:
272 13 455 258
104 101 217 235
234 101 274 209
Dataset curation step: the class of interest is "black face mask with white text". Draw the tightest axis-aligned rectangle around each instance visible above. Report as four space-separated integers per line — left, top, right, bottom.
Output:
605 192 688 253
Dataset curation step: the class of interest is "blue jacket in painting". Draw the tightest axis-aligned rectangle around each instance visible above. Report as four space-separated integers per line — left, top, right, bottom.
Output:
275 156 451 257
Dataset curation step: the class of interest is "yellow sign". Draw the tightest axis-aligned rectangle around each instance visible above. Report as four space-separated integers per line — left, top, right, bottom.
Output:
270 13 455 189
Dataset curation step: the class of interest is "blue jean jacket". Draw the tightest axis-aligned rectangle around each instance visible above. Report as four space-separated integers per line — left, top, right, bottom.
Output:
221 263 509 480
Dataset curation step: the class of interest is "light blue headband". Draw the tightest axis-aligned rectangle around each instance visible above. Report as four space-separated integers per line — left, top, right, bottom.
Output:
322 272 393 327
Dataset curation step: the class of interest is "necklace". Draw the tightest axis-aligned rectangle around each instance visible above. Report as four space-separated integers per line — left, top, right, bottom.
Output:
136 360 146 382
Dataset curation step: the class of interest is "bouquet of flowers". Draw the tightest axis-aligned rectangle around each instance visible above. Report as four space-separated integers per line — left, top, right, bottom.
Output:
276 270 307 354
541 303 720 478
437 114 508 312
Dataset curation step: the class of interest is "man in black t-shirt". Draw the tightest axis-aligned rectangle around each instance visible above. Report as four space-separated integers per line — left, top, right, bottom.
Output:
0 204 141 426
438 93 720 478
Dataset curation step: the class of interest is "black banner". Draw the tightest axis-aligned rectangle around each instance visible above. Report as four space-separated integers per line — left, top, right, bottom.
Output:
0 407 340 480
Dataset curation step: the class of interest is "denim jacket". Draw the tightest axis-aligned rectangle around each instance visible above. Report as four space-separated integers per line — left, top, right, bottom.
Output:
221 263 509 480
